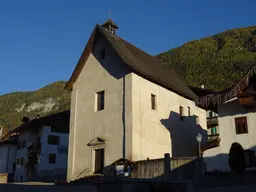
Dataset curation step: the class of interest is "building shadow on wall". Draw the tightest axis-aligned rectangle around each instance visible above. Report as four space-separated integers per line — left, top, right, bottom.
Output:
160 111 208 157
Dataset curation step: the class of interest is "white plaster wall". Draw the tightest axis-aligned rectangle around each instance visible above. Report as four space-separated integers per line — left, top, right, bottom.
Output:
15 127 69 182
0 146 8 173
39 126 68 172
204 99 256 171
67 35 131 181
6 145 17 173
15 131 33 181
131 73 207 160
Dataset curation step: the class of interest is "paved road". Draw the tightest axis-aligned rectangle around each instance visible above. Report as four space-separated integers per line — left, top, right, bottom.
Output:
0 184 97 192
195 185 256 192
1 183 256 192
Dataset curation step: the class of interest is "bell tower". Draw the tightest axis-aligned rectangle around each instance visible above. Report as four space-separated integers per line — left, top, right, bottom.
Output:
101 11 119 35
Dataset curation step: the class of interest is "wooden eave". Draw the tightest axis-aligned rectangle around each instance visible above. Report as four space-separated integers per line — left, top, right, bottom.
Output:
196 64 256 109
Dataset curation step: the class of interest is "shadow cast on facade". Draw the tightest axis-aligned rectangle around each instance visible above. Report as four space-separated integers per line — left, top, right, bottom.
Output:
161 111 208 157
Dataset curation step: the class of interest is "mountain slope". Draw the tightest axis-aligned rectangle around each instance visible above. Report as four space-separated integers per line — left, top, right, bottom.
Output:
1 25 256 136
0 81 70 134
156 25 256 90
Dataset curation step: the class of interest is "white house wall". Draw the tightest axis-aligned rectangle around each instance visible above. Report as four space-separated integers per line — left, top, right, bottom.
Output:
39 126 68 174
0 146 8 173
0 144 17 174
15 126 69 182
204 99 256 171
7 145 17 173
131 73 207 160
15 131 34 181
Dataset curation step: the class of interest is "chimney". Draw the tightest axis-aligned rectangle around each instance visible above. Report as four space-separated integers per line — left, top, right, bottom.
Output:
22 116 31 123
200 84 205 89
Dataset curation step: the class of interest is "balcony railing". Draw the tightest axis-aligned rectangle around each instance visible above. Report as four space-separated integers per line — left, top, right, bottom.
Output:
208 134 220 141
207 116 218 127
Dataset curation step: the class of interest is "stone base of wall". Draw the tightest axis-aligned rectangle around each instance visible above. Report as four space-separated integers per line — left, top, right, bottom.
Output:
0 173 8 183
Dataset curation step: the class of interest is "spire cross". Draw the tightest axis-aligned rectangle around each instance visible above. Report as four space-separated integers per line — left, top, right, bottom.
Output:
108 10 111 19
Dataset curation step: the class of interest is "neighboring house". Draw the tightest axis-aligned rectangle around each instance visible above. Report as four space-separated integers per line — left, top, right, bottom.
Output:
196 66 256 171
189 85 220 148
12 111 70 182
65 18 207 181
0 134 18 182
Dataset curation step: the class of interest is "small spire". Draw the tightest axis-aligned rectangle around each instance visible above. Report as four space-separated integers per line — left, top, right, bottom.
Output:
101 12 119 35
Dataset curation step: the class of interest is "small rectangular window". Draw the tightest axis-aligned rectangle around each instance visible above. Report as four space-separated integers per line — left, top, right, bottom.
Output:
188 107 191 116
96 91 105 111
47 135 60 145
235 117 248 134
20 157 24 166
211 127 217 135
22 140 26 148
48 154 56 164
151 94 156 110
179 106 184 120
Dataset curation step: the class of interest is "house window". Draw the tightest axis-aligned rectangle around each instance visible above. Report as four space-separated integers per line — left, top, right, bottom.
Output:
209 111 213 117
151 94 156 110
211 127 217 135
188 107 191 116
22 140 26 148
235 117 248 134
47 135 60 145
20 157 24 166
96 91 105 111
36 155 40 164
48 154 56 164
100 49 106 60
179 106 184 120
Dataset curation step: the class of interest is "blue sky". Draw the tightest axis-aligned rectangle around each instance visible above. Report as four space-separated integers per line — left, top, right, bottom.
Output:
0 0 255 95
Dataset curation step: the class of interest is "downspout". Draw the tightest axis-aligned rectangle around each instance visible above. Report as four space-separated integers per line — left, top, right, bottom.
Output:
122 75 126 158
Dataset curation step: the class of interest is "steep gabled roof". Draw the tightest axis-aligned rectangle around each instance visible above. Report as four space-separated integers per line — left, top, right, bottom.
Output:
65 24 197 100
11 110 70 134
188 85 217 97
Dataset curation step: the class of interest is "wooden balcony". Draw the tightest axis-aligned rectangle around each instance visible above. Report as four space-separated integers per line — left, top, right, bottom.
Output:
202 134 221 152
27 142 41 155
208 134 220 141
238 96 256 109
207 116 218 128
